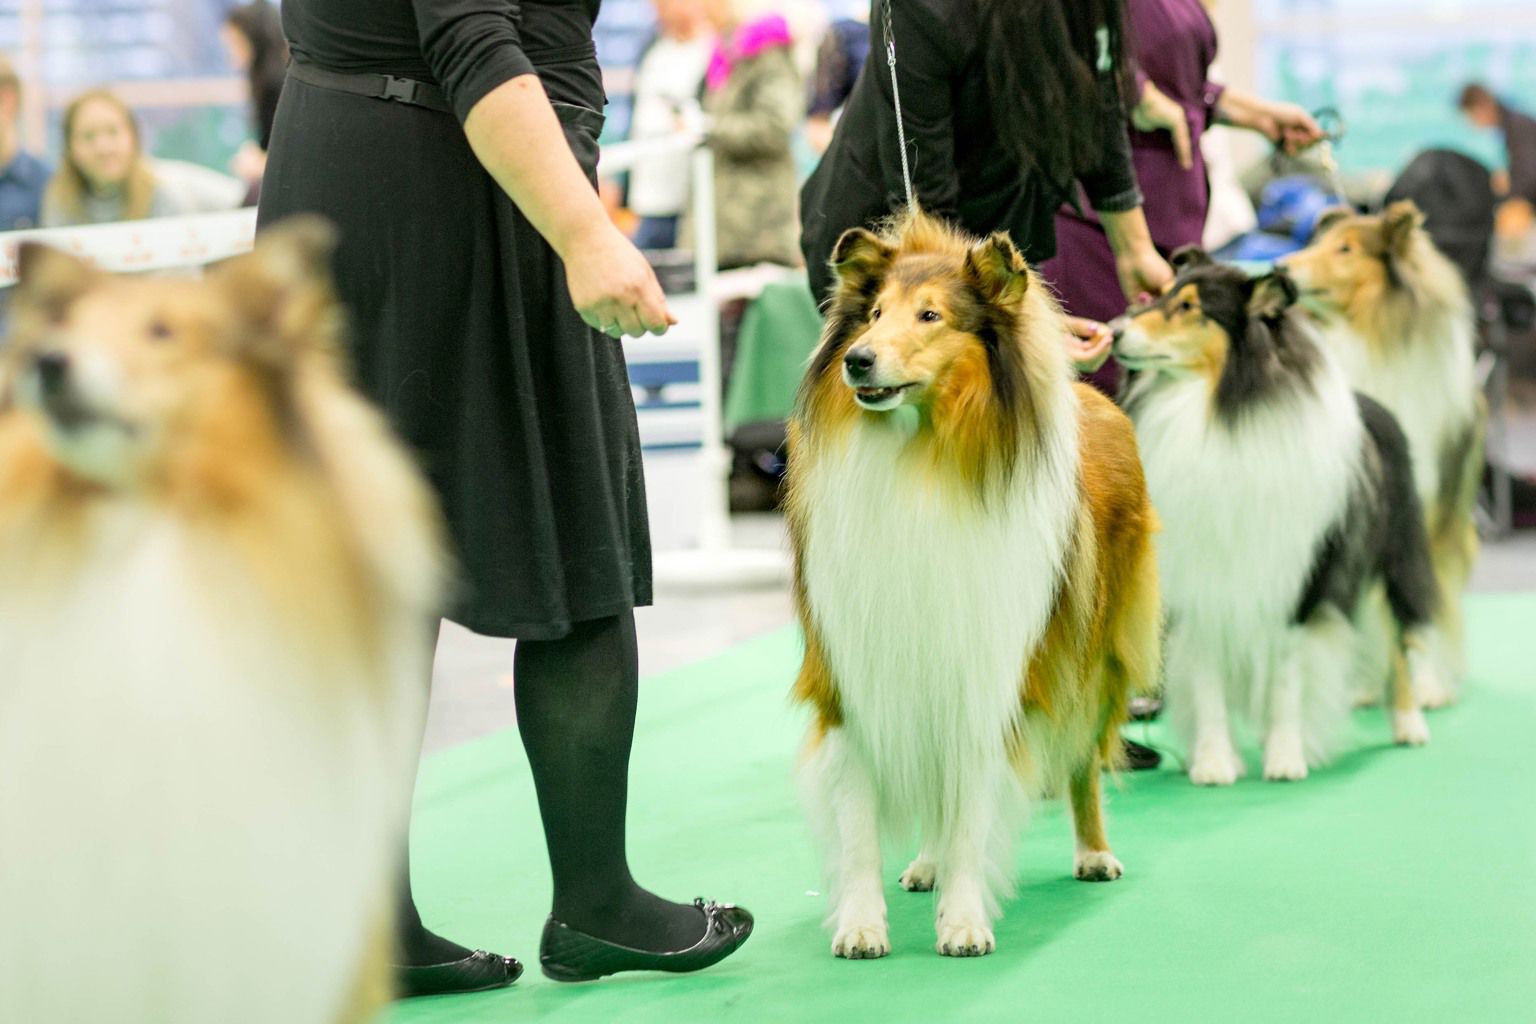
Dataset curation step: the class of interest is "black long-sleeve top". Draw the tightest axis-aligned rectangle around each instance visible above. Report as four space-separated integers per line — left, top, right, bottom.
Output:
281 0 599 123
800 0 1142 300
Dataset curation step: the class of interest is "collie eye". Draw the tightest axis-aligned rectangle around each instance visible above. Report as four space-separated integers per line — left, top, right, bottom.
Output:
870 307 882 322
147 319 173 342
918 309 941 323
1177 300 1195 314
1338 243 1352 255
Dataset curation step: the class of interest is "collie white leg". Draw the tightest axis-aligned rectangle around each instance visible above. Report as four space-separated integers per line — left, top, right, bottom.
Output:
1414 625 1458 710
1185 650 1244 786
811 732 889 960
1070 756 1123 881
1391 637 1432 747
899 846 937 893
1264 634 1309 782
932 777 998 957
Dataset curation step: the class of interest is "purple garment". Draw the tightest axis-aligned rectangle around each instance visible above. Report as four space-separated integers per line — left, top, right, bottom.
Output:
1041 0 1222 329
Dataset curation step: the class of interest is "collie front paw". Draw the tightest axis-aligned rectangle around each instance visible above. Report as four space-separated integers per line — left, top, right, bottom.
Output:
899 860 936 892
832 923 890 960
1189 743 1243 786
1262 735 1308 782
1392 708 1430 746
1074 849 1124 882
936 918 995 957
1417 681 1457 711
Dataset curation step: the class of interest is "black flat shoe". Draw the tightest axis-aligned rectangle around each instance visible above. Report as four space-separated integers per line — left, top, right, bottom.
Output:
539 899 754 982
1123 737 1162 771
395 950 523 998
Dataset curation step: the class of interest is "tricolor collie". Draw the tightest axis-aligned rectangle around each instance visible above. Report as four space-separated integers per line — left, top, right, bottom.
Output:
1283 201 1481 706
0 224 443 1023
1116 248 1439 786
788 213 1160 959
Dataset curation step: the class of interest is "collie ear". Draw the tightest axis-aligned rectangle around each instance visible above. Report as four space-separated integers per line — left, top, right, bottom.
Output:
212 216 343 369
830 228 895 293
12 243 97 321
1245 270 1299 321
1313 205 1353 238
1381 200 1425 256
964 232 1029 306
1169 245 1212 273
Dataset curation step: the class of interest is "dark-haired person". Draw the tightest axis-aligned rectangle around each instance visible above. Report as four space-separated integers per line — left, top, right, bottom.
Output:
1459 82 1536 208
221 0 288 201
800 0 1173 373
258 0 752 1000
1043 0 1321 390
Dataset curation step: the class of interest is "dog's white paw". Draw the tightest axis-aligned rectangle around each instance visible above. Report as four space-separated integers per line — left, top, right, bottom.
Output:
935 917 995 957
1417 680 1457 711
832 922 890 960
1392 707 1431 747
899 859 936 892
1073 849 1124 882
1189 740 1243 786
1262 734 1309 782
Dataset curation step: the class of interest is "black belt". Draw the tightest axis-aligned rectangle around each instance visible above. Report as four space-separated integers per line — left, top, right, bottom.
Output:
287 59 452 114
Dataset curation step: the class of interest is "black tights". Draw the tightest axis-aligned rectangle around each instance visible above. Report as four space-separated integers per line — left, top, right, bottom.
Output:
396 612 705 964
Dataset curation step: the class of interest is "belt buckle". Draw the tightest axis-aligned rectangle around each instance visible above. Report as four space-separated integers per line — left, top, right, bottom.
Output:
379 75 418 104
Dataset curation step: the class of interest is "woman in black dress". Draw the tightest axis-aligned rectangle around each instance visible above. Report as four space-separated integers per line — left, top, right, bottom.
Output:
259 0 752 996
801 0 1174 372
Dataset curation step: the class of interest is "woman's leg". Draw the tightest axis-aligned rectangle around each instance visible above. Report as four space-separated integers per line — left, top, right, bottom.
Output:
514 611 707 951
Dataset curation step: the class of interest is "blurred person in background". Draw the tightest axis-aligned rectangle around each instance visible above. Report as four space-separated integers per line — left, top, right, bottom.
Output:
221 0 289 203
800 0 1174 373
805 13 869 155
1042 0 1321 389
1459 82 1536 234
42 90 244 227
627 0 716 250
693 0 803 269
0 57 48 230
260 0 753 999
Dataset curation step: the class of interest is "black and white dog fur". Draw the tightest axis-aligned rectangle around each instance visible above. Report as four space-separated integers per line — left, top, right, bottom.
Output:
1114 248 1440 783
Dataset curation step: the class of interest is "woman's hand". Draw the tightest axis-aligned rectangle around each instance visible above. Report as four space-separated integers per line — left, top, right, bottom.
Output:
1255 101 1324 156
1064 315 1114 373
1115 245 1175 305
1132 82 1193 170
562 223 676 338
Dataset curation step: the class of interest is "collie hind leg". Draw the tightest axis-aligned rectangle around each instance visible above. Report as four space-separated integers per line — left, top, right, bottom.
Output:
1070 753 1123 881
899 846 937 892
803 730 889 960
1390 636 1431 746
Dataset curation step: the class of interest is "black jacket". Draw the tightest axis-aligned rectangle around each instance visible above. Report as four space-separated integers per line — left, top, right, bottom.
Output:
800 0 1142 302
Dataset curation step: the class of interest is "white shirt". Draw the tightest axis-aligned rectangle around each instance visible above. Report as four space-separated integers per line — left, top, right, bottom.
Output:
627 34 715 218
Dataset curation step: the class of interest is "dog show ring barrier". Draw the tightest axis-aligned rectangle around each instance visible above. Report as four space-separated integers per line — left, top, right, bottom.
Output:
0 135 787 588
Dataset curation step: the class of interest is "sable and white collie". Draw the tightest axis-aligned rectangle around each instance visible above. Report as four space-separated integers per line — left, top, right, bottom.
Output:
1283 201 1481 706
0 223 444 1023
787 213 1160 959
1115 248 1440 786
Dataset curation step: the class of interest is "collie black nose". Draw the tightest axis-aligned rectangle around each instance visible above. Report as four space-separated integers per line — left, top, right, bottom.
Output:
31 351 70 395
844 346 876 377
1108 319 1127 345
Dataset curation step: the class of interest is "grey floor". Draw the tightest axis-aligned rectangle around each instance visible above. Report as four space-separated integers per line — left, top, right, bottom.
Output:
424 411 1536 756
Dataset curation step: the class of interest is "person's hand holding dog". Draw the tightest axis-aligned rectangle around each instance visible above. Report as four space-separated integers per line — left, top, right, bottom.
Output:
1133 82 1193 170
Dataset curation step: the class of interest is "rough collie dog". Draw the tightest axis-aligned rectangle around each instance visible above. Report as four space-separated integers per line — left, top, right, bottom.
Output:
787 213 1160 959
1283 201 1481 706
0 223 443 1023
1116 248 1439 786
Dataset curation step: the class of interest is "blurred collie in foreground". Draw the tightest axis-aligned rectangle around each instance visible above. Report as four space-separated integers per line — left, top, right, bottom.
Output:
0 222 444 1023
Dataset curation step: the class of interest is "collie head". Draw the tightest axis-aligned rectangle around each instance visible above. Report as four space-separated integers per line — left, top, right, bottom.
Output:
2 219 343 491
796 211 1069 491
1281 200 1470 343
1113 247 1322 424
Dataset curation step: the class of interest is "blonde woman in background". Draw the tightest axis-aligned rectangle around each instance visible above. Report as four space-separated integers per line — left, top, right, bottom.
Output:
42 90 244 227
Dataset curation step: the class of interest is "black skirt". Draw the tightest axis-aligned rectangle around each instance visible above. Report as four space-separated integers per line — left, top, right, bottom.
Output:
258 59 651 640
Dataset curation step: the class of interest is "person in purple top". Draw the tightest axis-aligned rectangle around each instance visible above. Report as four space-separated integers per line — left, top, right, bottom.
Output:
1042 0 1322 385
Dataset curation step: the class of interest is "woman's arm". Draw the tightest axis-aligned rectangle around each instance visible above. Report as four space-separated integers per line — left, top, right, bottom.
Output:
1215 88 1323 155
463 77 672 337
413 0 670 337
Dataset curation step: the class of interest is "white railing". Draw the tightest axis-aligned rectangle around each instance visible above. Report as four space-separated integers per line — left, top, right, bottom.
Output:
0 208 257 286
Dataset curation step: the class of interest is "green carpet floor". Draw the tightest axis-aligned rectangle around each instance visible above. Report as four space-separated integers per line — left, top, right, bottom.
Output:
390 593 1536 1024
